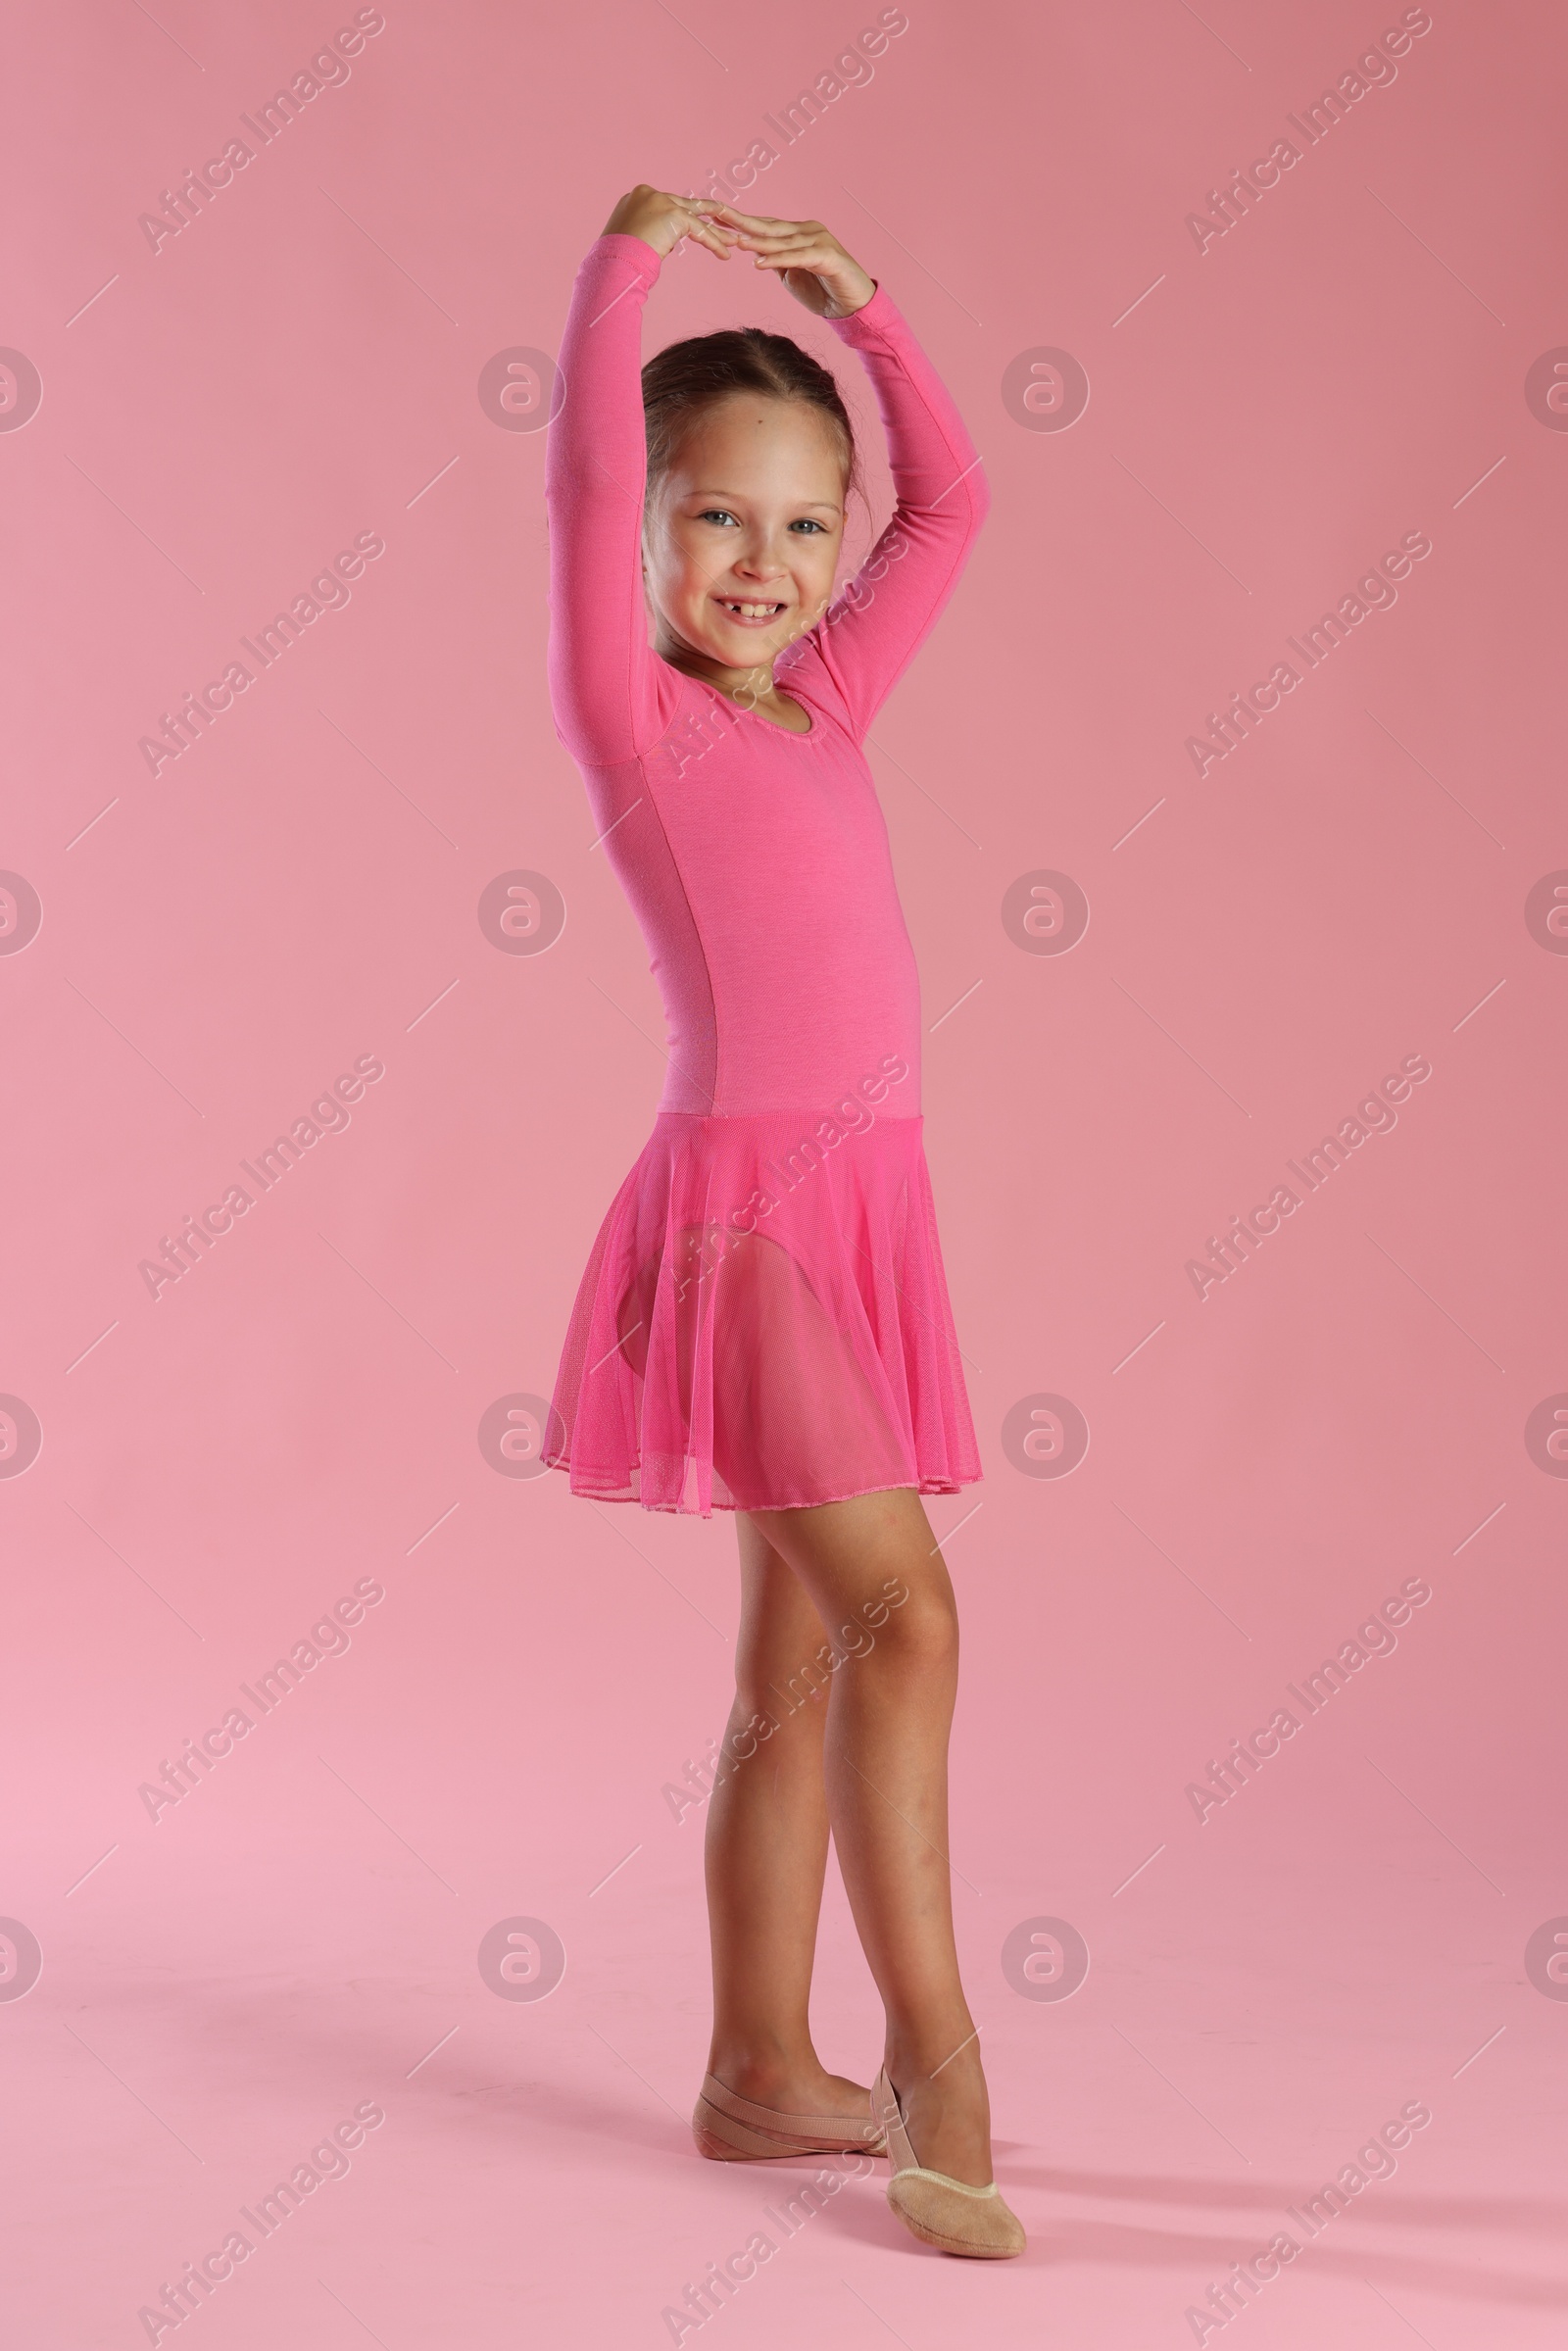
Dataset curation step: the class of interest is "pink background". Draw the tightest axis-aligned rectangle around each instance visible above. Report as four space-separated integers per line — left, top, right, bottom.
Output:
5 1 1565 2342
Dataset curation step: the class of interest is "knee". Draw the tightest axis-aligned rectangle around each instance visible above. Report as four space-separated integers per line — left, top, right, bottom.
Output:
863 1586 958 1678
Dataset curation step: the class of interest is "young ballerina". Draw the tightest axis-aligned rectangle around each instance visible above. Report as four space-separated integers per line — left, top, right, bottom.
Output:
543 184 1022 2259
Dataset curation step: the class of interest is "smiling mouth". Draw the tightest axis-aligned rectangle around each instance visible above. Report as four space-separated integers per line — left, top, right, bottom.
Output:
715 598 787 620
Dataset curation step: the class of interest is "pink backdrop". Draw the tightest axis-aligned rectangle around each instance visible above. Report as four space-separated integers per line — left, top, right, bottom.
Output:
5 1 1565 2342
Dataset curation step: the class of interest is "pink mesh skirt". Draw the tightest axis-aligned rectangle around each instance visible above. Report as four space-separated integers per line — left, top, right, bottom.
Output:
544 1110 982 1516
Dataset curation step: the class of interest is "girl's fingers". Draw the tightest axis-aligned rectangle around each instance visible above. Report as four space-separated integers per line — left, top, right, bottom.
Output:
731 225 826 244
746 237 845 269
701 203 783 229
753 245 842 275
739 234 839 265
674 206 739 258
707 205 827 241
687 202 861 295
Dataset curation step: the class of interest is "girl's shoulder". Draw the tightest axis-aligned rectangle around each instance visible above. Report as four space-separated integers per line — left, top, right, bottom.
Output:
774 630 852 729
773 616 875 746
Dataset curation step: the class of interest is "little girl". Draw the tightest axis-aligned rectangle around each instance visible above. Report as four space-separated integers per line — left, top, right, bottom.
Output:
543 183 1022 2259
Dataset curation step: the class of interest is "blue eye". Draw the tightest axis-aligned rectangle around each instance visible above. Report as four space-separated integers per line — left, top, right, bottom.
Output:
693 510 829 532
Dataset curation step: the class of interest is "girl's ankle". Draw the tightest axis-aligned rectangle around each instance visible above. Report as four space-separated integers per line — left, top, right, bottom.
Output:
707 2045 819 2100
884 2032 985 2094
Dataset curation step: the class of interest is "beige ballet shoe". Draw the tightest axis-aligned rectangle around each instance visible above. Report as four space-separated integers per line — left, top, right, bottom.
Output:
872 2065 1026 2258
692 2071 888 2162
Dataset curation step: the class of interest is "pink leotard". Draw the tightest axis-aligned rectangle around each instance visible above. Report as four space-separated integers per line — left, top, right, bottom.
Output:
543 230 989 1516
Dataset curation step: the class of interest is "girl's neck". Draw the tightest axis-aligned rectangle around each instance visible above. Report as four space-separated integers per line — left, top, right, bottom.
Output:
656 640 812 735
660 643 773 707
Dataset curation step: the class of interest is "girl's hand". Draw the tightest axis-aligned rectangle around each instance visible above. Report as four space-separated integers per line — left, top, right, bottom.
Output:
602 184 736 263
700 208 876 318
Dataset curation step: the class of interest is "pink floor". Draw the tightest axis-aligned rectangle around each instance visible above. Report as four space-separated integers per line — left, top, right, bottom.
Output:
6 1449 1564 2346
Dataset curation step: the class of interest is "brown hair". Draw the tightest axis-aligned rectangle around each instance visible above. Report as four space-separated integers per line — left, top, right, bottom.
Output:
641 328 861 508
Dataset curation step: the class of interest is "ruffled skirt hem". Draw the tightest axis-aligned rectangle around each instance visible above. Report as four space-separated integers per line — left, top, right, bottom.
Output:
544 1111 982 1519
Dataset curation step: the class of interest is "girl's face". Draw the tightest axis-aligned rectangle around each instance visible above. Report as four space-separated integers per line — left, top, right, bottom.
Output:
643 394 847 671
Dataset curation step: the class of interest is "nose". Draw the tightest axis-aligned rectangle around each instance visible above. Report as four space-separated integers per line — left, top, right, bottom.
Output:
732 529 789 582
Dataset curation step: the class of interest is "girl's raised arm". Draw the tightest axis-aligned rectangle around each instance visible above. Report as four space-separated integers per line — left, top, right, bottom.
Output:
705 209 987 743
809 283 990 741
544 191 731 767
707 206 989 744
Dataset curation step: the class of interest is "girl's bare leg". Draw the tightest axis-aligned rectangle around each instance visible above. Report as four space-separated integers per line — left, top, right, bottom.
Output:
702 1512 876 2122
722 1487 994 2185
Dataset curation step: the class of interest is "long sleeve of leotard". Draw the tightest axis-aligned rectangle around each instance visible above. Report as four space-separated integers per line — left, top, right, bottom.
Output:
798 277 989 741
545 233 676 767
545 232 988 765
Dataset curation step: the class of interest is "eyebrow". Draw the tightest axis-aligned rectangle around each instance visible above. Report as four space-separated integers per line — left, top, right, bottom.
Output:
684 491 844 513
